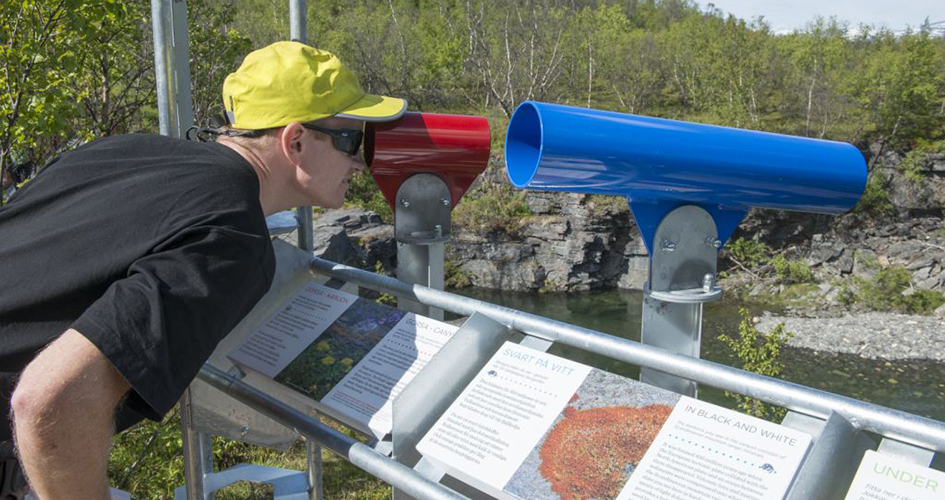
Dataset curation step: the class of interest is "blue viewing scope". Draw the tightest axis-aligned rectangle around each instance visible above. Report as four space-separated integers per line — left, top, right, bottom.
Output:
505 101 867 251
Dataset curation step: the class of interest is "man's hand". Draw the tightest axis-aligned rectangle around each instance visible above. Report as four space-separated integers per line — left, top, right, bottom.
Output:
11 329 130 500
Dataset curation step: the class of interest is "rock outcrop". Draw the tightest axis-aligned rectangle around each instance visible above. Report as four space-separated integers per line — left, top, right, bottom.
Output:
449 193 648 291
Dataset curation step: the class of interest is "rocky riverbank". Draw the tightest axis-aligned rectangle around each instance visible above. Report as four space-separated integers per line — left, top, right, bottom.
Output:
755 312 945 362
286 206 945 362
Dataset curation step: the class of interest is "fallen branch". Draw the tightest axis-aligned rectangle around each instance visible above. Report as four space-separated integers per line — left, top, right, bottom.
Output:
728 255 763 281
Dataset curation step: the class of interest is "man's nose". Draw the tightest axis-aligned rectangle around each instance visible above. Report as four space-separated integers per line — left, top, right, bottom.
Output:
351 155 366 172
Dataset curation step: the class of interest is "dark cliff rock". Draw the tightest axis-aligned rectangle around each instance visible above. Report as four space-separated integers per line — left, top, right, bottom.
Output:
448 192 648 291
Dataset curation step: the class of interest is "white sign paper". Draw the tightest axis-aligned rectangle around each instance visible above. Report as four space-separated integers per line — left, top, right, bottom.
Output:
844 450 943 500
322 313 459 438
417 342 593 497
227 282 356 378
617 397 812 500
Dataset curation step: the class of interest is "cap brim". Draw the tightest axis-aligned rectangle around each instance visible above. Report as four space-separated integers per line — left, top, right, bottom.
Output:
335 93 407 122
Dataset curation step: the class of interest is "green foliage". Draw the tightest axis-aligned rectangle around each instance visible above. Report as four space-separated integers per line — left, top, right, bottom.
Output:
769 255 815 284
855 172 894 215
898 140 945 186
445 258 473 288
345 169 393 221
726 237 769 268
188 0 254 126
452 181 532 235
373 261 397 305
855 266 945 314
850 27 945 148
837 282 858 306
0 0 121 166
718 308 793 421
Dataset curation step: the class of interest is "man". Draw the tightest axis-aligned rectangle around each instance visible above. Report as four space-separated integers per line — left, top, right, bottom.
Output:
0 41 406 499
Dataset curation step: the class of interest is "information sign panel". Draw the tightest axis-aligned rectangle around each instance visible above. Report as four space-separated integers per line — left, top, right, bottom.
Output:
844 450 943 500
418 342 812 500
228 281 458 438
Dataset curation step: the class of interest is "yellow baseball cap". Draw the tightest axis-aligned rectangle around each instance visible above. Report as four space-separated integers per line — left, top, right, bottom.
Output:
222 41 407 129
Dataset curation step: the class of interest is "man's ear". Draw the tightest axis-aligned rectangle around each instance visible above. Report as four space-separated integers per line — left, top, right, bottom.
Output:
280 122 306 166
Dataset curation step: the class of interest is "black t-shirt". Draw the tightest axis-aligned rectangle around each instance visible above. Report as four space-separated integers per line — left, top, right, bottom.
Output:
0 134 275 452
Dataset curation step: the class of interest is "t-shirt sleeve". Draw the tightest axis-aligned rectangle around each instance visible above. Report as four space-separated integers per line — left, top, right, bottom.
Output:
72 224 273 420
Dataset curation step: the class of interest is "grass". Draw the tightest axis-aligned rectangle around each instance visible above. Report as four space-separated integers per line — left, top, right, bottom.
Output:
585 194 629 215
108 411 391 499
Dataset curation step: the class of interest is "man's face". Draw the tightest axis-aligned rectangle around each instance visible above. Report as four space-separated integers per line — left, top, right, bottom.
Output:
296 117 365 209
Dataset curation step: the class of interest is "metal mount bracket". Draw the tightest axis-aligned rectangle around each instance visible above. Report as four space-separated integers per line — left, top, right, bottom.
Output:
640 205 721 397
394 174 452 319
394 174 452 245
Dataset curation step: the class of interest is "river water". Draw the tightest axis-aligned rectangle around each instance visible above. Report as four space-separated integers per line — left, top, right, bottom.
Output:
451 287 945 423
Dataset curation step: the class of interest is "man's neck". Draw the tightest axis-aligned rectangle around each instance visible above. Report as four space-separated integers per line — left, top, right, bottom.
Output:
217 139 281 216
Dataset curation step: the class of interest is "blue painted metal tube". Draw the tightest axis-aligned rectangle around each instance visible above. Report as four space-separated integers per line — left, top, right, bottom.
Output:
505 101 867 214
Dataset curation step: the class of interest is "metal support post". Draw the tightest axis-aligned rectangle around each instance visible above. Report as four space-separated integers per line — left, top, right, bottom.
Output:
639 205 722 397
288 0 314 253
151 2 212 498
180 388 214 500
306 439 324 500
150 0 194 139
394 174 451 320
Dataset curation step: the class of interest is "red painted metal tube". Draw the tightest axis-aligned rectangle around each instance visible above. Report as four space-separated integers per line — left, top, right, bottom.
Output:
365 112 491 210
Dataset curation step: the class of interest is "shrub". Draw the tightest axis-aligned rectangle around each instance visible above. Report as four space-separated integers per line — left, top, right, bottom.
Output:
855 265 945 314
445 259 473 288
859 266 911 310
453 182 531 235
903 289 945 315
718 308 793 422
898 140 945 186
770 255 815 284
838 283 857 306
726 237 769 268
855 172 893 215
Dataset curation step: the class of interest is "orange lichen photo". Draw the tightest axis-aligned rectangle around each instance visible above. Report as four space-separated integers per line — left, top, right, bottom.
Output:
538 404 673 500
502 369 681 500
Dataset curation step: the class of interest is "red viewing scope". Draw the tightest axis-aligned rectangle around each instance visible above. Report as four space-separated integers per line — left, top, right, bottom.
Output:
365 112 491 211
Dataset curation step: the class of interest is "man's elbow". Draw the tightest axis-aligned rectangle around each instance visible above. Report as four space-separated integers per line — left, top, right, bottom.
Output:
10 376 62 434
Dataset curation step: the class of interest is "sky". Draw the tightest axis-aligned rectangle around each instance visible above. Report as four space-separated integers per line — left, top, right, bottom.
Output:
702 0 943 34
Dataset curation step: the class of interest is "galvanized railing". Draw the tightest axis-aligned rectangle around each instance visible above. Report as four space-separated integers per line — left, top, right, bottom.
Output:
188 254 943 500
308 257 945 455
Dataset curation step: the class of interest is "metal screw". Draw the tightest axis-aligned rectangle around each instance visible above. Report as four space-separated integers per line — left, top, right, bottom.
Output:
702 273 716 292
434 225 443 238
660 240 676 252
400 199 410 208
706 237 722 249
441 197 450 206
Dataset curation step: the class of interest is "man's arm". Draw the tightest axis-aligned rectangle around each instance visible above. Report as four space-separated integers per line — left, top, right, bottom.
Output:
10 328 130 500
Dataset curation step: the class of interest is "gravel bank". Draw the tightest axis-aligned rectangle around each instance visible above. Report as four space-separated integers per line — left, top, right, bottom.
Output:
755 312 945 362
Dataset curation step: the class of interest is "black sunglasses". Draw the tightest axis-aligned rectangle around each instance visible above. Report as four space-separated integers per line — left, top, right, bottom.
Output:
301 123 363 156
